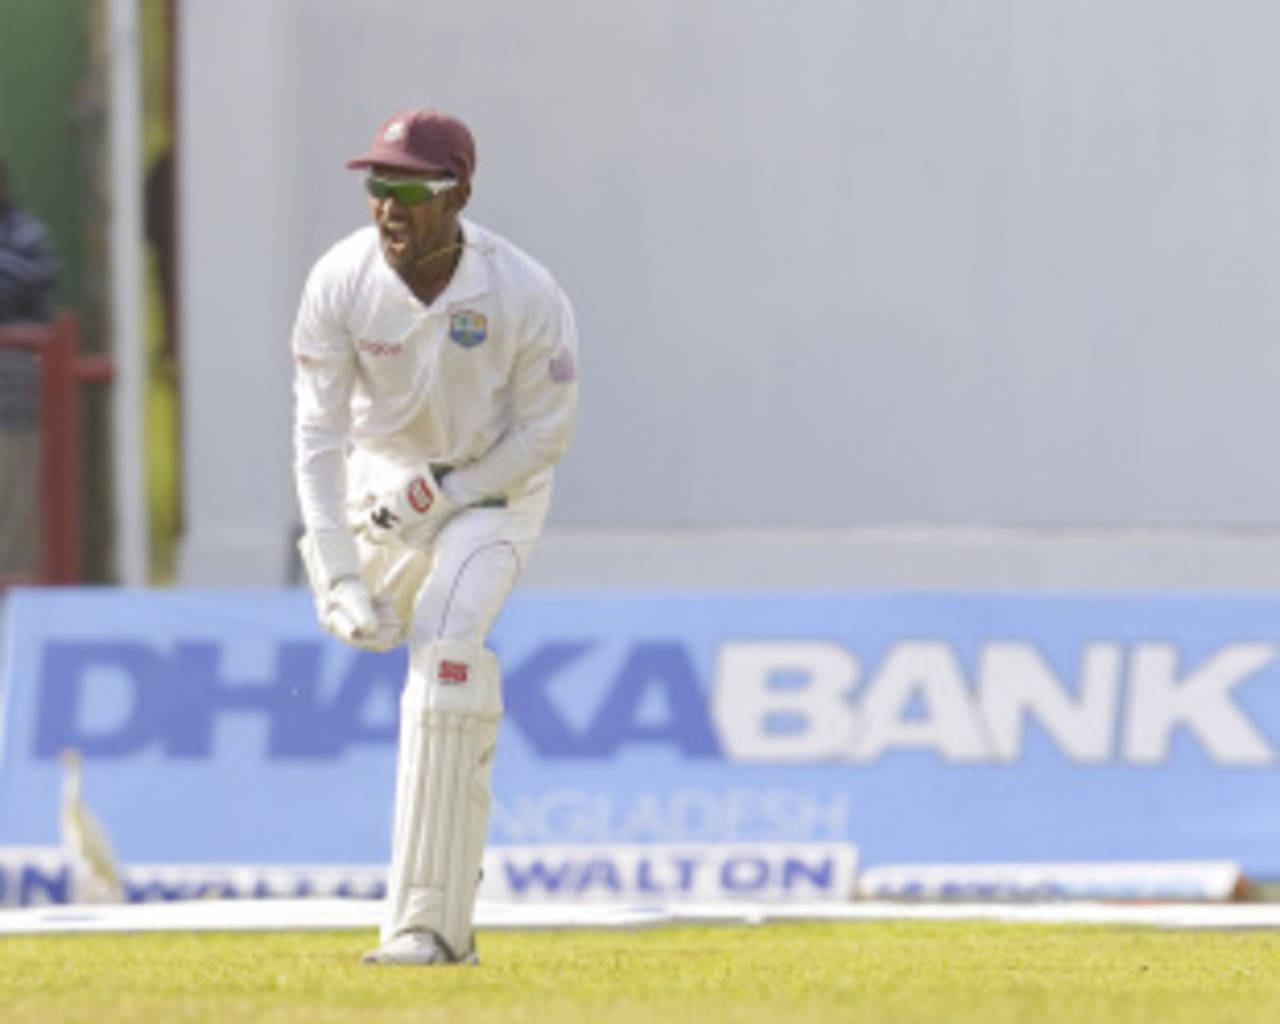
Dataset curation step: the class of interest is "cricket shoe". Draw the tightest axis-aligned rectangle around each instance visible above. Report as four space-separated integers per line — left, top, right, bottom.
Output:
362 929 479 966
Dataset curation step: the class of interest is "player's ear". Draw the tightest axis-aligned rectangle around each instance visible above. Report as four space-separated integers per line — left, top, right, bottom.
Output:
446 179 471 214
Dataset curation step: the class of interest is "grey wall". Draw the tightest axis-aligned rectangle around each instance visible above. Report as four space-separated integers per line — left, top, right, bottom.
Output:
177 1 1280 585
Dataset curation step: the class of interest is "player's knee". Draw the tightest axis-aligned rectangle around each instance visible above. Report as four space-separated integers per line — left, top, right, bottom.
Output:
406 639 502 715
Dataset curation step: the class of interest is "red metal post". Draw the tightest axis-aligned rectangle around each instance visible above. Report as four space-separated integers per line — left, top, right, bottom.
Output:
38 315 78 582
0 314 110 587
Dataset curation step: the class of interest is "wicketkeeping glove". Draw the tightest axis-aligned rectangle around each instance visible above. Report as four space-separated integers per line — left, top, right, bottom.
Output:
298 530 405 651
366 466 458 548
322 576 404 652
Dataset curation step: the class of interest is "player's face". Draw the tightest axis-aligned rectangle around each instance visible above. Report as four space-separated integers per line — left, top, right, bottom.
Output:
366 166 467 270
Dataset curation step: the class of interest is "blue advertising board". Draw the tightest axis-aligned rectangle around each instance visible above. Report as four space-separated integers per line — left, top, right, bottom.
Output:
2 588 1280 874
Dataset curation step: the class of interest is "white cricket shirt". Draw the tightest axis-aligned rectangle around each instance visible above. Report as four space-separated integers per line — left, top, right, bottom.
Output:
292 218 579 534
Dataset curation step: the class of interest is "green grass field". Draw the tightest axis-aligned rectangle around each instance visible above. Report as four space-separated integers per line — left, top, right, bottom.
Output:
2 921 1279 1024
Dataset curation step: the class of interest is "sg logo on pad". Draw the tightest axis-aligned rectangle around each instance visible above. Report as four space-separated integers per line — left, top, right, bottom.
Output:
439 660 469 684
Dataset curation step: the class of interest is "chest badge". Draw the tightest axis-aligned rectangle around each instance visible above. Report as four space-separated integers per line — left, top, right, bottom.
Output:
449 310 488 348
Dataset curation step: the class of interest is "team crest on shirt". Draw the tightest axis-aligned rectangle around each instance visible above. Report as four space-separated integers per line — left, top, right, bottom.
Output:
449 310 488 347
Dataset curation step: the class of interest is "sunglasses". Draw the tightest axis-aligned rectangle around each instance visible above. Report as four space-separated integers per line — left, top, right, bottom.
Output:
364 175 459 205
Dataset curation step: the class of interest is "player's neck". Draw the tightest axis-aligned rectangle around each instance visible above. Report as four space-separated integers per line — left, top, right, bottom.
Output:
402 226 465 306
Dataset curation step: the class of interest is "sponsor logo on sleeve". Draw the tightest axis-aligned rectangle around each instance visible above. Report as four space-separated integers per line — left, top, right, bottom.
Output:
549 349 576 383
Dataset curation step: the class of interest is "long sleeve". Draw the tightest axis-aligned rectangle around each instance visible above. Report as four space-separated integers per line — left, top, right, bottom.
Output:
291 258 361 579
442 286 580 504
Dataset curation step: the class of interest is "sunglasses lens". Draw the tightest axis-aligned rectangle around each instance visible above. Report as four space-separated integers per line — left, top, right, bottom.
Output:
395 183 430 204
366 177 451 204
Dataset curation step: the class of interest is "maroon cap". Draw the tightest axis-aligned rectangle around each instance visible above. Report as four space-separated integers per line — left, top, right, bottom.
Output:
346 108 476 180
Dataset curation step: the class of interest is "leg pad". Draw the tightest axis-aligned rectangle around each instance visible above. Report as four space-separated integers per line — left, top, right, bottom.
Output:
381 641 501 958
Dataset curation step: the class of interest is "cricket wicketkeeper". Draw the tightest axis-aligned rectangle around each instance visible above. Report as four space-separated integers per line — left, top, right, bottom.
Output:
291 107 579 965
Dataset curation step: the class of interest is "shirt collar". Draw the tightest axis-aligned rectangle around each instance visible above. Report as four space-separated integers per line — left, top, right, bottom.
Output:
433 218 491 308
376 217 492 310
